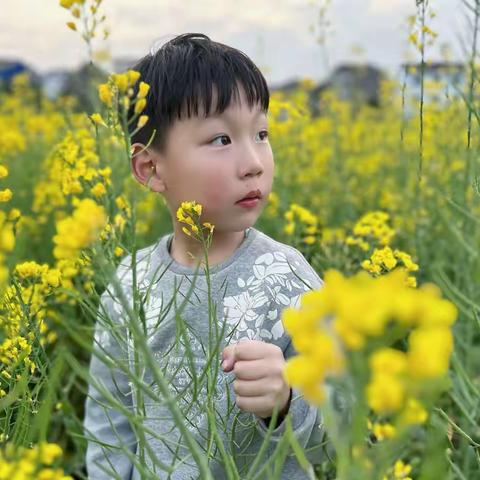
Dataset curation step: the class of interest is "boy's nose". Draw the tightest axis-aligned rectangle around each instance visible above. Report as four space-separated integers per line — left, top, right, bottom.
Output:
244 163 263 177
241 147 264 178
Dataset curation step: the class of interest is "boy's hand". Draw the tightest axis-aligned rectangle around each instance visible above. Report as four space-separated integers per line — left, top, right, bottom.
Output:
222 339 292 420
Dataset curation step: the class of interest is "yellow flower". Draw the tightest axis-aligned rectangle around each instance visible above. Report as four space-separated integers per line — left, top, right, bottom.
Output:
400 397 428 425
114 246 124 257
14 261 45 279
38 442 63 466
66 21 77 31
370 246 397 271
45 269 62 288
53 198 107 260
370 348 407 376
8 208 21 221
202 222 215 233
98 83 113 107
284 356 323 394
0 189 13 202
114 213 126 232
127 70 141 87
90 113 106 126
137 115 149 129
393 460 412 479
115 195 130 211
60 0 75 8
0 165 8 178
137 81 150 99
303 235 316 245
408 327 453 378
366 373 405 414
284 222 295 235
176 201 202 222
112 73 129 93
134 98 146 115
394 250 419 272
90 182 106 198
0 225 15 251
372 422 396 441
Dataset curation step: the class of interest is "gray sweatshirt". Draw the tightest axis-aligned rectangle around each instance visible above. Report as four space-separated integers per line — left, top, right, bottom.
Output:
84 227 326 479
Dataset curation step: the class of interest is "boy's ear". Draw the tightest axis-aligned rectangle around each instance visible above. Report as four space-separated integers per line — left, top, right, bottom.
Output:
130 143 166 193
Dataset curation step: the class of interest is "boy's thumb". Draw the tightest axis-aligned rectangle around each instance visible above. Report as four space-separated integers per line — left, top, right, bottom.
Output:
222 345 236 372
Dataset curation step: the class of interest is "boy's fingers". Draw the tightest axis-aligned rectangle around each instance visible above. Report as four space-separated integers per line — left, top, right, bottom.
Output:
232 339 276 361
222 340 278 371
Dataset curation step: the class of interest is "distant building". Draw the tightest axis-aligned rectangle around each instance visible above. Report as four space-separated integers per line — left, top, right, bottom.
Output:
402 62 466 113
61 63 108 111
0 59 40 90
271 64 386 116
41 70 71 100
312 64 385 113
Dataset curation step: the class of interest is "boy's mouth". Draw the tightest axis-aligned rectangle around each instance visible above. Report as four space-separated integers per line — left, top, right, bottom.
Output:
236 189 262 203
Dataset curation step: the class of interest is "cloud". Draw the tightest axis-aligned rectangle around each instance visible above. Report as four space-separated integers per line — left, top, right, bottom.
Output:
368 0 413 15
0 0 465 83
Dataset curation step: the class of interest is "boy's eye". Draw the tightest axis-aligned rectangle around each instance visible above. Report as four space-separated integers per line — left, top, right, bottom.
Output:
210 130 268 146
256 130 269 142
210 135 231 146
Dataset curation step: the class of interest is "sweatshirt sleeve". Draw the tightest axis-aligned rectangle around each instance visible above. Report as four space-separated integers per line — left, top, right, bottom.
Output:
83 289 137 480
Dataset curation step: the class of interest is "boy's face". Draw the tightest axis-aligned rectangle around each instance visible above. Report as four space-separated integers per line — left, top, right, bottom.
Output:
147 86 274 233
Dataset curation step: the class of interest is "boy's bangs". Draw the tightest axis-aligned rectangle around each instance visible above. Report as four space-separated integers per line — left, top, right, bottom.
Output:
176 59 270 120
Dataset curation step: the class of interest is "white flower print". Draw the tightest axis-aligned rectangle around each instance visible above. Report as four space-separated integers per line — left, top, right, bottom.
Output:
222 251 311 342
224 290 268 333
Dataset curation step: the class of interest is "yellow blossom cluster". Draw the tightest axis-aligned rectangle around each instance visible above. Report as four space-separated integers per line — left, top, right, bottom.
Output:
14 261 62 287
0 261 64 395
0 74 71 151
407 5 438 53
367 349 430 419
0 77 28 159
367 419 396 442
283 203 319 245
0 442 72 480
346 211 395 250
321 227 346 245
55 257 95 303
32 129 110 222
53 198 107 261
99 195 133 248
60 0 108 44
94 70 150 133
362 246 419 287
264 192 279 218
0 211 15 292
282 269 457 420
382 459 413 480
0 124 26 161
343 211 419 286
176 201 214 240
0 164 12 204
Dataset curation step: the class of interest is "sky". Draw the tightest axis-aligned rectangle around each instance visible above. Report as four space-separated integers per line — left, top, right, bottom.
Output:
1 0 465 85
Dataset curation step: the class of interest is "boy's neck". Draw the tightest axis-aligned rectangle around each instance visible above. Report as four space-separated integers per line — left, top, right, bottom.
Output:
169 228 247 268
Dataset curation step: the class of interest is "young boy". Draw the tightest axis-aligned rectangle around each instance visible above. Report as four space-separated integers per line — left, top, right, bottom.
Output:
84 33 325 479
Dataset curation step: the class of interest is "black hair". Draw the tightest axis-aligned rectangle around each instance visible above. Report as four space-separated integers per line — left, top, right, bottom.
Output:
128 33 270 152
